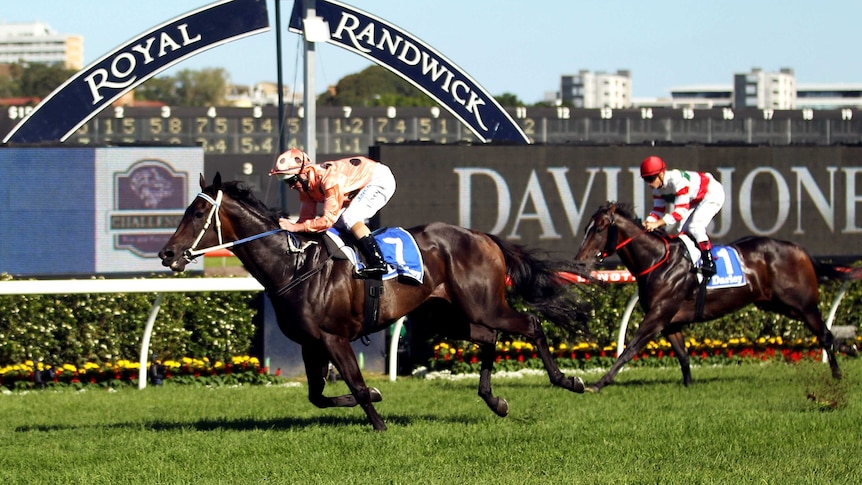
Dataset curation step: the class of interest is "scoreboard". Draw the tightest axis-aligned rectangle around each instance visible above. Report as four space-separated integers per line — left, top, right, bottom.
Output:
5 105 862 155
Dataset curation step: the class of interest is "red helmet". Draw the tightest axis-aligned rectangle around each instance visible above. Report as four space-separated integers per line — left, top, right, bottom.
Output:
270 148 313 176
640 156 666 178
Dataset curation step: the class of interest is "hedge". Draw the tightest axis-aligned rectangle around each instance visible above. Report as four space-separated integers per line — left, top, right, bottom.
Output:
0 273 259 367
1 270 860 369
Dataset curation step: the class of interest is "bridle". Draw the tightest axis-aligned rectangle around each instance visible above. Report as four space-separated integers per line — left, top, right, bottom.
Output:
594 211 670 277
181 190 306 263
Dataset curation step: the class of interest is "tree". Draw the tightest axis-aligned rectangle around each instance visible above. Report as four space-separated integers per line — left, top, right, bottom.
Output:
135 68 230 106
318 65 435 107
493 92 524 108
0 62 76 99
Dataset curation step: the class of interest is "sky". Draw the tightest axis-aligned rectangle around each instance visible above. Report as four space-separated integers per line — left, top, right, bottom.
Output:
3 0 861 104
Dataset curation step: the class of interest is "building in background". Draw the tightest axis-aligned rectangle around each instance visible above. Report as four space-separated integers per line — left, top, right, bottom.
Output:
795 83 862 109
560 69 632 108
564 67 862 110
733 67 796 109
0 21 83 69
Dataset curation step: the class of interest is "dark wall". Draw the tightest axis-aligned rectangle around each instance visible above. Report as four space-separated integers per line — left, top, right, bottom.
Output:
372 144 862 260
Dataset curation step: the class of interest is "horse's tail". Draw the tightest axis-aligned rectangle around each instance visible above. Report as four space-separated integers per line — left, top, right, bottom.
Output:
487 233 592 337
812 258 862 281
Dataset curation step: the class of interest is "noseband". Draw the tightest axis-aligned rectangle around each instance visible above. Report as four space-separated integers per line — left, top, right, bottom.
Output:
188 191 225 258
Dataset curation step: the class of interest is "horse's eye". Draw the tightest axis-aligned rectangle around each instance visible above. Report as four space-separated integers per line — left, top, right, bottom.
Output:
194 211 205 218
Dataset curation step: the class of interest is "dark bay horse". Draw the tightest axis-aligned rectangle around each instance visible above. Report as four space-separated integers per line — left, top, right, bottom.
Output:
159 173 590 431
575 201 862 392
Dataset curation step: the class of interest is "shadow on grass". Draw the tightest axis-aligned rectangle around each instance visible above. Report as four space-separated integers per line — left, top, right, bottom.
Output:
15 412 485 433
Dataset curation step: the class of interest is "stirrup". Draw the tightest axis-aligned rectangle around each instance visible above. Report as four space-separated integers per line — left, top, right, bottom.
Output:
356 265 387 279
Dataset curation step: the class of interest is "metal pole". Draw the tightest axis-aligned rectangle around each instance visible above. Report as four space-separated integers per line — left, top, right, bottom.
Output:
303 0 317 164
138 293 165 390
275 0 288 212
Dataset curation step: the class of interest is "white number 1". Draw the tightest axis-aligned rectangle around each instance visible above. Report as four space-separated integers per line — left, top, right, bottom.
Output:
715 247 733 274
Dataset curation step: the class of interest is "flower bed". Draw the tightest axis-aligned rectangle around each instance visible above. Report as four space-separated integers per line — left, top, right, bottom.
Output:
430 336 862 374
0 355 282 391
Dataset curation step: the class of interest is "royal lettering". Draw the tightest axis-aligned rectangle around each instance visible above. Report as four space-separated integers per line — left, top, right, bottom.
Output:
83 23 203 105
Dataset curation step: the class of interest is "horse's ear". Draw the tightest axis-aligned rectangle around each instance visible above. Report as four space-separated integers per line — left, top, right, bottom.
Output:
199 173 207 190
213 172 222 190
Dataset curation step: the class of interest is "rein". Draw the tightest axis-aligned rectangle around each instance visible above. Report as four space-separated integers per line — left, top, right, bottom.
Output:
185 189 327 296
601 215 670 277
183 190 310 261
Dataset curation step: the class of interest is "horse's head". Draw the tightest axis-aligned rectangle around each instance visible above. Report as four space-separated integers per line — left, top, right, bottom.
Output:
574 201 623 267
159 172 241 272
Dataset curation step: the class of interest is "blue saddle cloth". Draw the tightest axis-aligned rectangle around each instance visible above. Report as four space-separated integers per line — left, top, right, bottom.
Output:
325 227 424 284
705 245 746 289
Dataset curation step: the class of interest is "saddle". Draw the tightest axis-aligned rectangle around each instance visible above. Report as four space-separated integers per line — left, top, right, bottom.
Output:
677 234 746 289
324 227 424 339
323 227 424 284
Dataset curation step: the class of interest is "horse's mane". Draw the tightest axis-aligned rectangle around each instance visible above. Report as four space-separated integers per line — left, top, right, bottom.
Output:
602 201 641 223
219 181 283 223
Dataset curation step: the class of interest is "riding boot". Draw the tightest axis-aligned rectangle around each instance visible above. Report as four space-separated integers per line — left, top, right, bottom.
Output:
700 248 716 277
356 234 387 278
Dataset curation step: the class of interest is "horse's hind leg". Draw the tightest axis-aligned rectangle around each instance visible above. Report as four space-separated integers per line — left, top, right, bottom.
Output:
663 329 692 386
523 314 585 392
476 340 509 417
301 342 383 410
486 310 584 393
802 310 842 380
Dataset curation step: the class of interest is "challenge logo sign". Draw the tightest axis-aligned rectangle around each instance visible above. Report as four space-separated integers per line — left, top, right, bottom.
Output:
289 0 529 144
110 160 187 257
4 0 269 144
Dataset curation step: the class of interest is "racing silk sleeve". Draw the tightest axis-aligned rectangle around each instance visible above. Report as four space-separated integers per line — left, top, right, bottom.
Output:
293 157 378 233
650 169 709 226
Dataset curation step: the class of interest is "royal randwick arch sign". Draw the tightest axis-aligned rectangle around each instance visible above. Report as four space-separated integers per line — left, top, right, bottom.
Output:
5 0 528 145
288 0 529 144
4 0 270 144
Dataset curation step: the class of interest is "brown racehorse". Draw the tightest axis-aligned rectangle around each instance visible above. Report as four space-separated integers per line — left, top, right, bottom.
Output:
575 201 862 392
159 173 591 431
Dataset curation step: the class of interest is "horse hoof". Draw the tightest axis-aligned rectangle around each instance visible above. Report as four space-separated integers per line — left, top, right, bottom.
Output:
369 387 383 402
568 376 585 393
585 385 600 393
494 398 509 417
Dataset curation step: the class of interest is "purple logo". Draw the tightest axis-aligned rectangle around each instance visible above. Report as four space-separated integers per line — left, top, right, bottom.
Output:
111 160 187 256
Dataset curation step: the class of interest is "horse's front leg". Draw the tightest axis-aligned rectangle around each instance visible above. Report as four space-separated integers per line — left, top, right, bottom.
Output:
590 313 666 392
320 333 387 431
302 342 383 409
663 328 692 386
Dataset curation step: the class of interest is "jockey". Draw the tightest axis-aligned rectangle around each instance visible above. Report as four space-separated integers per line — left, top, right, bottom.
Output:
270 148 397 278
640 155 726 277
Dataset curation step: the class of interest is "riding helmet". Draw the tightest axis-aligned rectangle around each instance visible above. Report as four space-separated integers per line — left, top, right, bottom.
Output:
640 156 666 178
